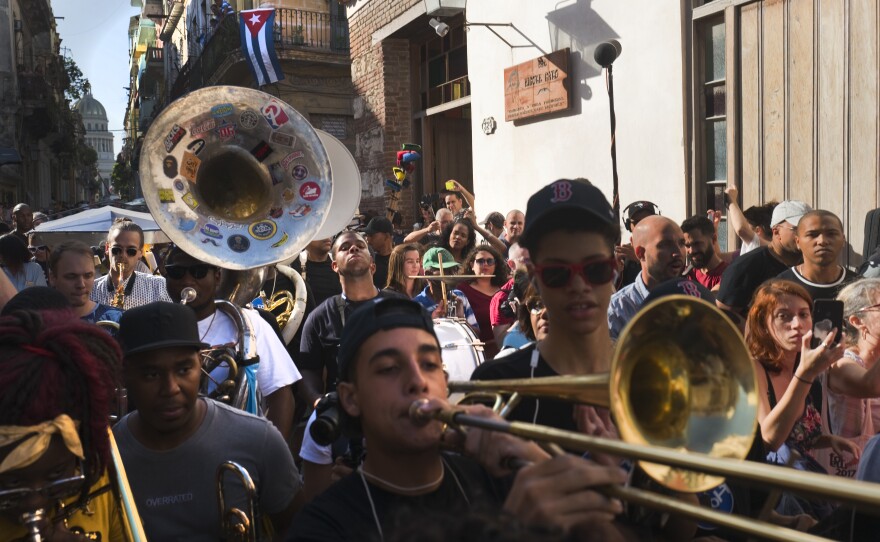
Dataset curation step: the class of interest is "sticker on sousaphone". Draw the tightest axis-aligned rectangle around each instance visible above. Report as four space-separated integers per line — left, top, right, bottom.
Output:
216 120 236 141
249 219 277 240
289 204 311 218
269 131 296 147
239 109 260 129
182 192 199 210
158 189 175 203
189 118 216 136
299 182 321 202
163 156 178 178
180 152 201 182
292 164 308 181
251 141 273 162
187 139 206 156
211 103 234 118
272 232 289 247
261 99 289 129
164 124 186 152
228 235 250 253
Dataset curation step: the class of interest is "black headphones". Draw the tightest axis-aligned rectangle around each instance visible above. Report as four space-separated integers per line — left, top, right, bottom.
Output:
622 201 661 232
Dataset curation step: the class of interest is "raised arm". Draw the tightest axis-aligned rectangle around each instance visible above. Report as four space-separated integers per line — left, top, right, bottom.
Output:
447 179 475 212
725 185 757 246
404 220 440 243
462 210 507 253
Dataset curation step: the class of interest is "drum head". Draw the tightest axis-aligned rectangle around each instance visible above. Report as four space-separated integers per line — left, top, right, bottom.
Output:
433 318 484 382
140 86 332 270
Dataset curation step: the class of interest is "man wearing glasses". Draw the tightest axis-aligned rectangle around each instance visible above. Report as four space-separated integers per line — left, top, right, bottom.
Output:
470 179 621 431
90 219 171 309
162 246 300 444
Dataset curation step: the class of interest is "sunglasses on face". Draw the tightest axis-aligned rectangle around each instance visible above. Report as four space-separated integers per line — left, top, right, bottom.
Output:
110 246 139 257
0 466 85 512
164 264 214 280
526 299 545 315
28 246 48 253
533 257 618 289
474 258 495 266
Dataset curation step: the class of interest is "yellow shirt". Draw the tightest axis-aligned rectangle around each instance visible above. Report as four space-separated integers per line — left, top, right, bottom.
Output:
1 470 124 542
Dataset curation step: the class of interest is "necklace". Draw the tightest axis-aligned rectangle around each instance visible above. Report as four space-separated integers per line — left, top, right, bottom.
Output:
200 311 218 342
358 462 444 494
359 456 468 542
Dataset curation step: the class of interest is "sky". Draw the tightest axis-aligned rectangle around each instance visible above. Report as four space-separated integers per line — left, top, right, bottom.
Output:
54 0 141 157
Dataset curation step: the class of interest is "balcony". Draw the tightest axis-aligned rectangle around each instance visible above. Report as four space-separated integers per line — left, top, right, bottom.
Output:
171 8 350 99
143 0 164 21
19 73 50 105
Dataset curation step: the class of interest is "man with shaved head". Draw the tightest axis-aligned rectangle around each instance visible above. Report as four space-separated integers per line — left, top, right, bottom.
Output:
10 203 32 245
607 215 686 339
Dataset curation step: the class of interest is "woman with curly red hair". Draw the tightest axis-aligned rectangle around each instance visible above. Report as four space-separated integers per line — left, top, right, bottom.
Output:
747 279 860 468
0 309 136 541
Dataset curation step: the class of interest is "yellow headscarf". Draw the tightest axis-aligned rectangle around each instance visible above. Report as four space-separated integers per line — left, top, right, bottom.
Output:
0 414 84 474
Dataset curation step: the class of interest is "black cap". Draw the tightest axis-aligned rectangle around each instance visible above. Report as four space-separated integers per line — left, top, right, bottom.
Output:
519 179 616 249
642 277 715 307
337 298 436 382
119 301 209 357
364 217 393 235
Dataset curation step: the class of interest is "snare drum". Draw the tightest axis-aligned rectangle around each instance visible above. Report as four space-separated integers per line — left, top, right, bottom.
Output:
433 318 484 382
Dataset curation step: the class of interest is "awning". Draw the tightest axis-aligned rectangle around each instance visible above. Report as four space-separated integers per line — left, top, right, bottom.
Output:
0 147 22 166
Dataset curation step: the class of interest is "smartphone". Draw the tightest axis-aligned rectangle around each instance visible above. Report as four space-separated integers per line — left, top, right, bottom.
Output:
811 299 844 349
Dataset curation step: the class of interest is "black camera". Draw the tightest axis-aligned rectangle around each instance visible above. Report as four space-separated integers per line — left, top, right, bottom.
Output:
310 392 344 446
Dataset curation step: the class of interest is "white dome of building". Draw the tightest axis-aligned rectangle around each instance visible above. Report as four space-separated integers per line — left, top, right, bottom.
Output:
73 90 115 194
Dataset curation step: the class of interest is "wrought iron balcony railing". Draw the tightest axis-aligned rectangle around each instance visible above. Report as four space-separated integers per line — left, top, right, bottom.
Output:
171 8 349 99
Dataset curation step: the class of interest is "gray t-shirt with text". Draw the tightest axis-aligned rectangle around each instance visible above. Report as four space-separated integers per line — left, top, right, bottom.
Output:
113 399 301 541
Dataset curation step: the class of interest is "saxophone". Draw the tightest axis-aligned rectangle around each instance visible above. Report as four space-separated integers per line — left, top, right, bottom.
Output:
111 262 127 309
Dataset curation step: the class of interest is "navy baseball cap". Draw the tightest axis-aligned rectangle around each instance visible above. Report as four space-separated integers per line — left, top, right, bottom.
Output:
337 298 437 382
519 179 616 250
642 277 715 307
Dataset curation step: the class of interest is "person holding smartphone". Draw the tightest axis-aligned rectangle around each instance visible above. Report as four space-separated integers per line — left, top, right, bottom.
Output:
746 280 860 469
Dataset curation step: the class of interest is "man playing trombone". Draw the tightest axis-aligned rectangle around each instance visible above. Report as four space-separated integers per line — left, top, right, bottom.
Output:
288 297 631 541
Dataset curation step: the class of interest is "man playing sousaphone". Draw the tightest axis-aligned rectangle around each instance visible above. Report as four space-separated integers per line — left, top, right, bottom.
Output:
162 246 301 444
90 219 171 310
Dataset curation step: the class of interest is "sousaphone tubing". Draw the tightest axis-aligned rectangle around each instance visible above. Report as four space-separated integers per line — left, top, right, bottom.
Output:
140 86 334 269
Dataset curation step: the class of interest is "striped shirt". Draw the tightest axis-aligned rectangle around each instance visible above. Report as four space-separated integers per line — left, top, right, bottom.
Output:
90 271 172 310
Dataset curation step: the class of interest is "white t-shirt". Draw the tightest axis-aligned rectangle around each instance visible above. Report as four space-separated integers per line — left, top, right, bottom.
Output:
739 234 762 256
199 308 301 397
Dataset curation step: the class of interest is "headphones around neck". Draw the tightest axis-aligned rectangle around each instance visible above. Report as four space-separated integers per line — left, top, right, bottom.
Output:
622 201 661 232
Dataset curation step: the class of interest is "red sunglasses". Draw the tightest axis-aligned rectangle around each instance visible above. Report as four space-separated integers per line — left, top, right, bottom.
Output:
533 257 618 288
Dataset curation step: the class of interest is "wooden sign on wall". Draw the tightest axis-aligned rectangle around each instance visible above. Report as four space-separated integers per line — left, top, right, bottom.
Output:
503 48 571 122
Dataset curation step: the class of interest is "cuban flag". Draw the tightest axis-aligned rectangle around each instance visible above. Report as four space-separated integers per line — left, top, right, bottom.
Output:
239 9 284 86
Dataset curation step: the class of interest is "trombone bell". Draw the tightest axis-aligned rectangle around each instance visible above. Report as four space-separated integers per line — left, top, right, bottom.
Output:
449 296 757 493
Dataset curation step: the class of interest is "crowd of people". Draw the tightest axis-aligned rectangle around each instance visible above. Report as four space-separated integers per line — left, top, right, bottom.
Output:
4 176 880 541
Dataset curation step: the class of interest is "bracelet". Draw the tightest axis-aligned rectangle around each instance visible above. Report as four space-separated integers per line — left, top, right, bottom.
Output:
793 373 813 386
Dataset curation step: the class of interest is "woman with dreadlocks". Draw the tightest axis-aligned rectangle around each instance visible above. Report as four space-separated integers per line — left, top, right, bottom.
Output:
0 309 134 541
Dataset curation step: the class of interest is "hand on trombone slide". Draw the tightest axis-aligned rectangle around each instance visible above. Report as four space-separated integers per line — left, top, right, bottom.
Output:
412 399 629 534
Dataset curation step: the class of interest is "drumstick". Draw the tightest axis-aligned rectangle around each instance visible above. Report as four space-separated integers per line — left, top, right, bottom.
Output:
438 252 448 312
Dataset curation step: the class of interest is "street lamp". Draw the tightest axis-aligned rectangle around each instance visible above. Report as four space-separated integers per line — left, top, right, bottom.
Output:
424 0 466 17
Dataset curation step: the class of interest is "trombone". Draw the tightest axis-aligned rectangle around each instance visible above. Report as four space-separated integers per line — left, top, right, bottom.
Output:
430 296 880 542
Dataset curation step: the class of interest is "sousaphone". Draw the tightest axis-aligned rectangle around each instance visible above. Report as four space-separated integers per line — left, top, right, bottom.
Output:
140 86 336 269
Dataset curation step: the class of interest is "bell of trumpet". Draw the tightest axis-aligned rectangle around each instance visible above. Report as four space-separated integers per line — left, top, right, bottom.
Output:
449 295 758 492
